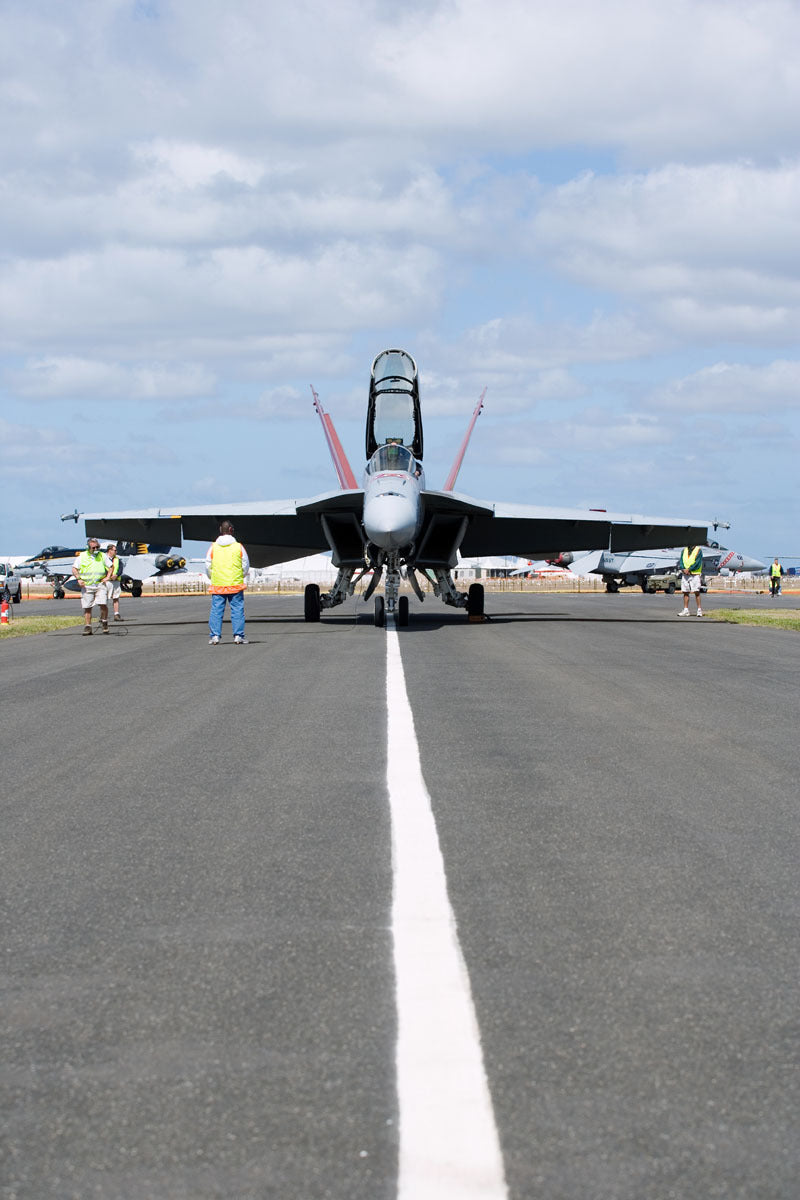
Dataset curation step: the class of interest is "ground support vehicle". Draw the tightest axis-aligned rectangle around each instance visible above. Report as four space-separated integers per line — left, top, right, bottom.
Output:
0 564 22 603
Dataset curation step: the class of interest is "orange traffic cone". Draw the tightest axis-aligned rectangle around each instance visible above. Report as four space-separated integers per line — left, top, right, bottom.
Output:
0 599 9 624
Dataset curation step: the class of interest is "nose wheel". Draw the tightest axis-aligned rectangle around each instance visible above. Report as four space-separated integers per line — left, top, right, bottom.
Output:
374 595 385 627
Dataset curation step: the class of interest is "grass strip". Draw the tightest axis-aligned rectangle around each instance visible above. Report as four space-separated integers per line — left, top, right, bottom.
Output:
0 614 85 639
707 608 800 632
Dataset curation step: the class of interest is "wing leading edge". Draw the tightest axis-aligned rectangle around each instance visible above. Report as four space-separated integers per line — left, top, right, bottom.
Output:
83 491 709 572
415 491 708 563
82 493 364 570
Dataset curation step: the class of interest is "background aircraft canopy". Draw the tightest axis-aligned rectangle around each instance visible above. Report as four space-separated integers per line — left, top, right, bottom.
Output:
366 349 423 460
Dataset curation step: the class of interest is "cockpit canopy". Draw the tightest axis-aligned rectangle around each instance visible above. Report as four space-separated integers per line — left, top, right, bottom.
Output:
365 348 423 461
365 443 418 476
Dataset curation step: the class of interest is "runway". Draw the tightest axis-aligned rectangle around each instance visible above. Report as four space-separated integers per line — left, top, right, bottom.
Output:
2 591 798 1198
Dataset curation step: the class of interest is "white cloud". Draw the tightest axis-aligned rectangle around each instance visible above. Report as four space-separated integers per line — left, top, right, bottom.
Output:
132 140 265 190
490 408 670 465
462 313 662 367
1 416 77 464
4 2 800 168
12 357 216 400
648 359 800 413
0 242 443 353
531 160 800 339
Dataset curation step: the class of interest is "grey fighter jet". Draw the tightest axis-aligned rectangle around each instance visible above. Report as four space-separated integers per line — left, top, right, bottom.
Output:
582 543 765 593
25 542 187 598
68 348 715 626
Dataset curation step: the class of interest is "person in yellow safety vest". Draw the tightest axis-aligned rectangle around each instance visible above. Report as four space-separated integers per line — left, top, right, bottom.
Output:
769 557 784 597
105 544 124 622
678 544 704 617
205 520 250 645
72 537 111 635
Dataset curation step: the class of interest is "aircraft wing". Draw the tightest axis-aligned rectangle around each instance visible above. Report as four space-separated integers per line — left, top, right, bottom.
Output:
82 492 363 570
35 555 79 580
83 489 709 572
423 492 711 559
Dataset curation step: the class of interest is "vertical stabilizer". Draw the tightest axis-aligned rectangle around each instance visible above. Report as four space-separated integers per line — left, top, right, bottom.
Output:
443 389 486 492
311 387 358 490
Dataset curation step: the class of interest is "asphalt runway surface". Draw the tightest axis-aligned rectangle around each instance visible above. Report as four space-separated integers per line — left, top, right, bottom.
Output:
2 590 798 1199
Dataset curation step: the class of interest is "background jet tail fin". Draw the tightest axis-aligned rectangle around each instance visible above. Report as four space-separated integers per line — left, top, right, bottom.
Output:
311 387 358 490
443 388 486 492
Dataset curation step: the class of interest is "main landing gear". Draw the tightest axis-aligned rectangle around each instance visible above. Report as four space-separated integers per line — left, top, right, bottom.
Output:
466 583 484 619
303 563 486 627
304 583 321 622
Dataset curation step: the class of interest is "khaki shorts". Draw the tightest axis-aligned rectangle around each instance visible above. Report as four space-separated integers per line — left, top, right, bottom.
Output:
681 574 702 594
80 583 108 609
106 580 122 600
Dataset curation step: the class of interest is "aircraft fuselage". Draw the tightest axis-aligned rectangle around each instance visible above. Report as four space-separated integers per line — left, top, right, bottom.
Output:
591 545 764 591
362 444 424 552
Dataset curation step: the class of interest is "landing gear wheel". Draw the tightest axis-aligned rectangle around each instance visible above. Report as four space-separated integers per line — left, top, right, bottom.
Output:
467 582 484 618
606 580 619 593
54 587 65 599
304 583 321 622
398 595 409 626
132 583 143 598
374 595 385 627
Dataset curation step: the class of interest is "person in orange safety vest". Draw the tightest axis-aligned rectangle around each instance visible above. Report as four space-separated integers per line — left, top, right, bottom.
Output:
205 521 250 645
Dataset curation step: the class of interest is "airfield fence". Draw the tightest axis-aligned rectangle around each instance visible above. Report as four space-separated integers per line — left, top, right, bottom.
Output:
140 572 785 597
18 573 786 600
102 574 783 597
146 575 607 595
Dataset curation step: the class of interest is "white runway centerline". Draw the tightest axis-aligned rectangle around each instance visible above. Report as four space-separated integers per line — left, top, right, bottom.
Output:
386 625 508 1200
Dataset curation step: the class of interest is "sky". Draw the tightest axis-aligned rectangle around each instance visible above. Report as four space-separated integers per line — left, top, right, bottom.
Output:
1 0 799 562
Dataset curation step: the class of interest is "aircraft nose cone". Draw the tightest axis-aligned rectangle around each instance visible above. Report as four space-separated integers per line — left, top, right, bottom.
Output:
743 555 766 572
364 494 417 550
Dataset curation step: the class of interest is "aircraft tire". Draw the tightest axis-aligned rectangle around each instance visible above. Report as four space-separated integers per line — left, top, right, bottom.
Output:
374 595 385 627
467 582 484 617
304 583 321 622
398 595 409 626
132 584 143 598
54 588 65 600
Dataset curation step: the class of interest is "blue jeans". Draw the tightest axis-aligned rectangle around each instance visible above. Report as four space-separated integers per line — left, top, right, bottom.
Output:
209 590 245 638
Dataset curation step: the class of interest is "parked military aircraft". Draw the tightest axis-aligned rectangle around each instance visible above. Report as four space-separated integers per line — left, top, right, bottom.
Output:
67 348 715 626
574 542 765 593
24 542 187 598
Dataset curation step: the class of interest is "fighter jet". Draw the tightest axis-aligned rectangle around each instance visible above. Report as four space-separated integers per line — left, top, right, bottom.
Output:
577 542 765 593
68 348 716 626
25 542 187 598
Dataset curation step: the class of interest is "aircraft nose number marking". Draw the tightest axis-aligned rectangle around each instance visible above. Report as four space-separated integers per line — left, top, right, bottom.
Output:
386 626 508 1199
